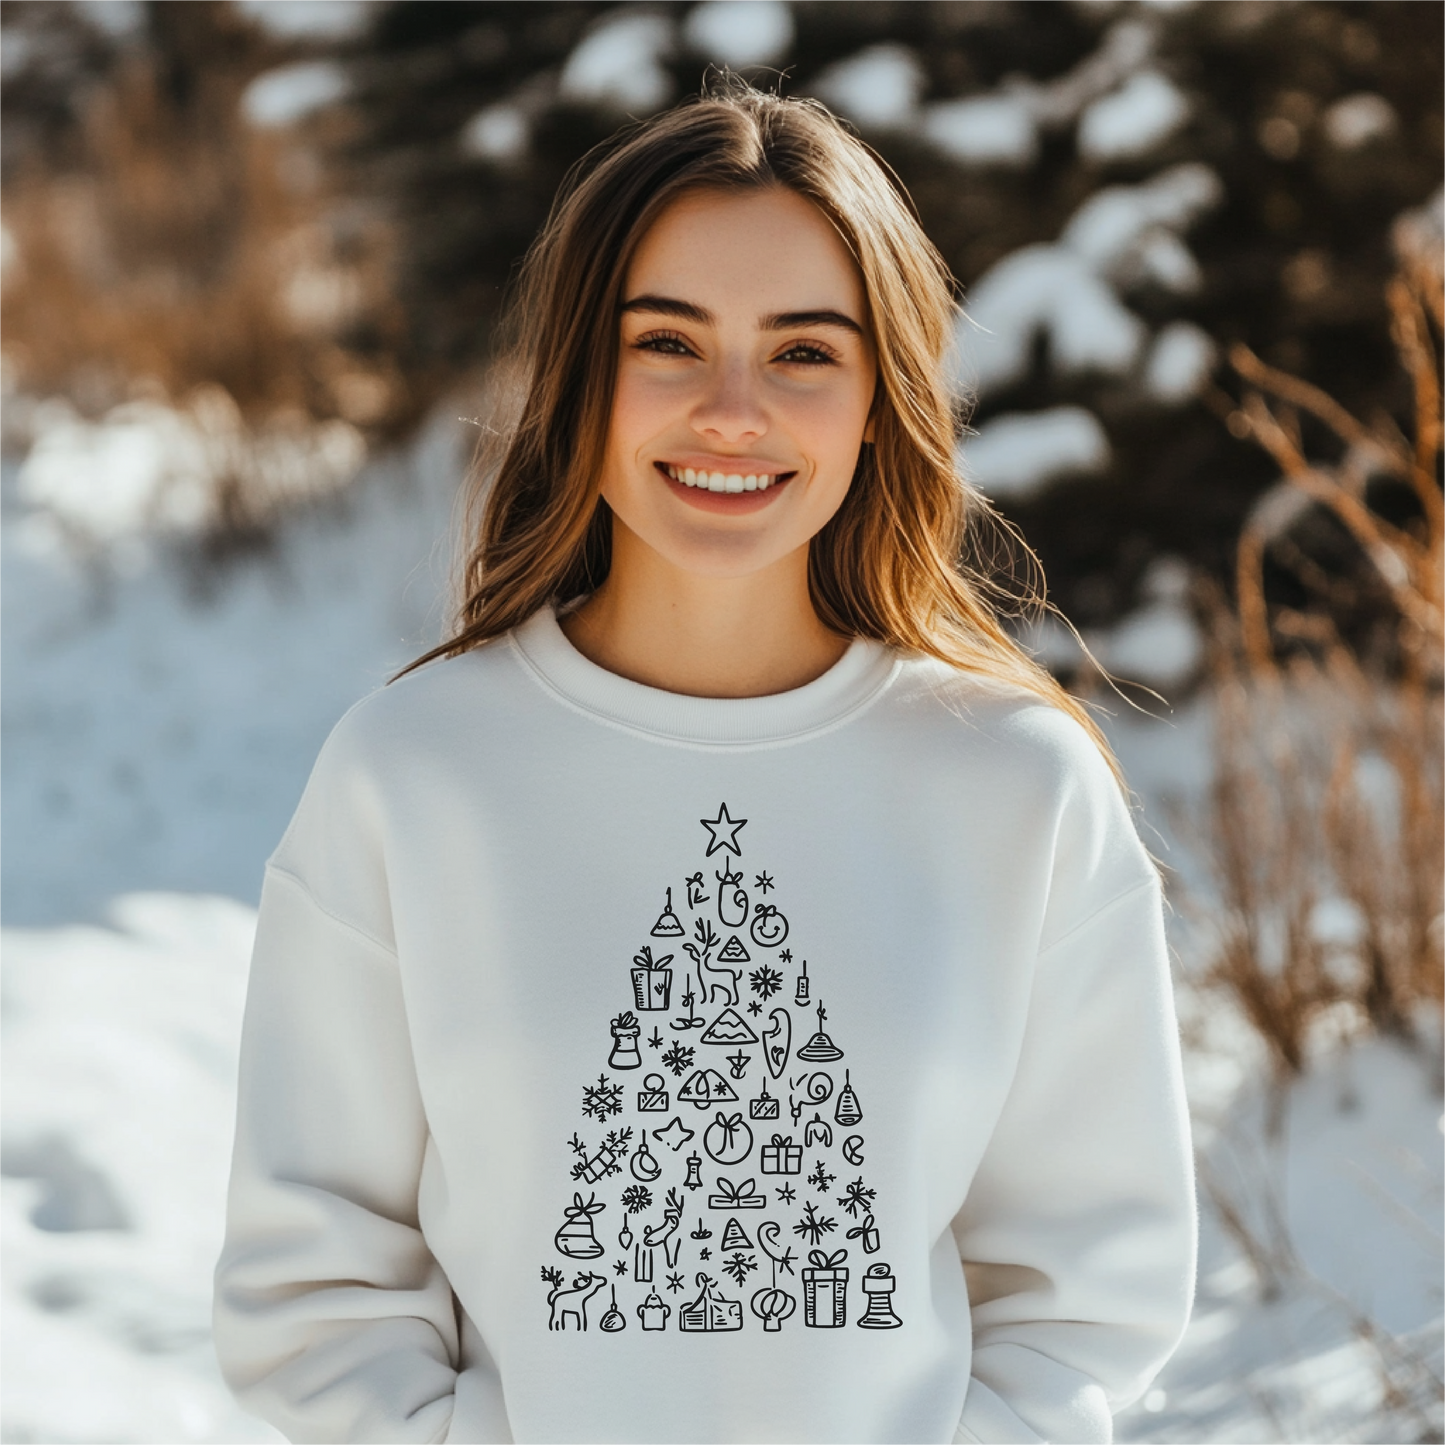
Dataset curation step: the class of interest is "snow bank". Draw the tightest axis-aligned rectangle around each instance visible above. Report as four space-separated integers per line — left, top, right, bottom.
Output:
812 43 923 131
960 405 1111 499
682 0 793 68
241 60 350 129
559 13 674 113
957 163 1222 399
1078 69 1189 162
3 893 282 1443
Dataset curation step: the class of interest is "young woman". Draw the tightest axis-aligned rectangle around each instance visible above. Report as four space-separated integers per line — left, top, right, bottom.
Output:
215 84 1195 1444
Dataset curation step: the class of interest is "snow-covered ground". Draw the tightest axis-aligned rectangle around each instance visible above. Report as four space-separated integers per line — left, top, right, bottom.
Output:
2 410 1440 1443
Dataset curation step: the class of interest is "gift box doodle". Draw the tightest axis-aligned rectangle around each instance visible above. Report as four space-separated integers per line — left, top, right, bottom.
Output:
802 1248 849 1328
759 1133 802 1175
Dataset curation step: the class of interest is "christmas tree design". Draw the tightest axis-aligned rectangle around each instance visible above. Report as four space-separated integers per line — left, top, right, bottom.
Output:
541 805 901 1335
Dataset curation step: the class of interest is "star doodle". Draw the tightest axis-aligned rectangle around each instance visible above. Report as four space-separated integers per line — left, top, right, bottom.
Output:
666 1272 686 1293
747 1000 762 1016
699 803 747 857
779 948 793 963
652 1116 696 1152
614 1259 628 1276
699 1247 711 1261
776 1183 797 1205
648 1029 664 1050
754 871 775 893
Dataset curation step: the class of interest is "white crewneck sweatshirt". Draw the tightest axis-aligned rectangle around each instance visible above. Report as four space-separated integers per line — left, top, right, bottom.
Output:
214 608 1195 1445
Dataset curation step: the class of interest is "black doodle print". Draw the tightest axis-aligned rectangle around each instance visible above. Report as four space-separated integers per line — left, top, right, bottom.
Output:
546 803 901 1335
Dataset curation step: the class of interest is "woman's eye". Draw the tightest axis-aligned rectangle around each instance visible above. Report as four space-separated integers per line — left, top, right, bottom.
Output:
633 331 694 357
776 342 839 366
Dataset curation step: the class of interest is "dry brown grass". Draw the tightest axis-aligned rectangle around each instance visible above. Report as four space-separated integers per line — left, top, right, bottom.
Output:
1197 249 1443 1080
2 16 414 537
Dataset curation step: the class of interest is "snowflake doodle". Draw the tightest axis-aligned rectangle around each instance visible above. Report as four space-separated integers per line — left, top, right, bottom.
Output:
838 1177 877 1219
722 1252 759 1287
581 1074 624 1122
614 1259 628 1276
808 1161 837 1193
648 1029 664 1050
748 965 783 999
747 1000 763 1016
621 1185 654 1214
660 1042 696 1078
779 949 793 964
776 1183 797 1205
666 1272 685 1293
755 872 775 893
793 1201 837 1247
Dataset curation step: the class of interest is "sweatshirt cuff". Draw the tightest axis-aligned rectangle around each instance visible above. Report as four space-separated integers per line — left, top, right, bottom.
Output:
956 1342 1113 1443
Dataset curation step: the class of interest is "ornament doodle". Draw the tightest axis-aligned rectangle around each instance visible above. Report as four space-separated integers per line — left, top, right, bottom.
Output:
699 803 747 858
715 860 749 929
629 1130 662 1182
651 1116 695 1152
792 1071 834 1105
682 1153 704 1191
599 1282 626 1332
553 1193 606 1259
796 1002 843 1062
725 1049 751 1080
702 1110 754 1166
750 902 789 948
637 1075 669 1112
842 1134 865 1166
750 1080 780 1121
650 889 686 939
846 1212 881 1255
541 1267 607 1331
834 1070 862 1126
794 957 809 1007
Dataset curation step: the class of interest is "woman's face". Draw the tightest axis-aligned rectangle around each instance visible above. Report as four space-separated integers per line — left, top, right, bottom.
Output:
598 186 877 580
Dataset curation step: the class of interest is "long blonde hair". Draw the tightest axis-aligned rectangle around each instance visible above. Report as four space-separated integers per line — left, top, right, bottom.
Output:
404 81 1119 779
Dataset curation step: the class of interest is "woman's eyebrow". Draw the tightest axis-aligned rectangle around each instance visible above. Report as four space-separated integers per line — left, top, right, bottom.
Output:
621 295 863 336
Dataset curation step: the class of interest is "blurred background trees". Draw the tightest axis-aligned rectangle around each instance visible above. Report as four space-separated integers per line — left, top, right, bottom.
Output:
4 0 1438 669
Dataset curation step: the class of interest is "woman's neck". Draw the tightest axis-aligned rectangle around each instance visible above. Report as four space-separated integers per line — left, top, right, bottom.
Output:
559 524 848 699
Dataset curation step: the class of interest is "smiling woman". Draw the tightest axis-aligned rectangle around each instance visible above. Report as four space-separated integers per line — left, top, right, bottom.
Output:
214 79 1196 1445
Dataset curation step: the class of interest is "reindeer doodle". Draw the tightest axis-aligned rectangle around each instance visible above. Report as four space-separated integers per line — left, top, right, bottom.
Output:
686 916 740 1006
540 1267 608 1331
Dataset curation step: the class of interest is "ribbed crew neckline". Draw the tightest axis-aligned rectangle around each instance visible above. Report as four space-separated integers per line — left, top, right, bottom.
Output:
508 606 900 748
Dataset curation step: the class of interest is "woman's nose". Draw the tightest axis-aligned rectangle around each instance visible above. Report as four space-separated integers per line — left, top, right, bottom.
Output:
689 358 767 445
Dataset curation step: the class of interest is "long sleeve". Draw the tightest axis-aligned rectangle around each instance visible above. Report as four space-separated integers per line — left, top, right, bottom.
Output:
213 864 461 1444
950 879 1197 1444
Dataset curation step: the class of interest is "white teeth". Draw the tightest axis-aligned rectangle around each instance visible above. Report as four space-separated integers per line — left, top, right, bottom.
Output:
665 466 783 493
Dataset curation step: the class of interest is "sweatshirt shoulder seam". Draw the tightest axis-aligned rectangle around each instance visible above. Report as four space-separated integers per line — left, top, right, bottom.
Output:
1037 877 1158 958
264 861 399 960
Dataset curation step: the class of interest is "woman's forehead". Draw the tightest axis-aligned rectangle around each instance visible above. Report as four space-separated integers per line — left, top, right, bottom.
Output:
624 187 868 327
